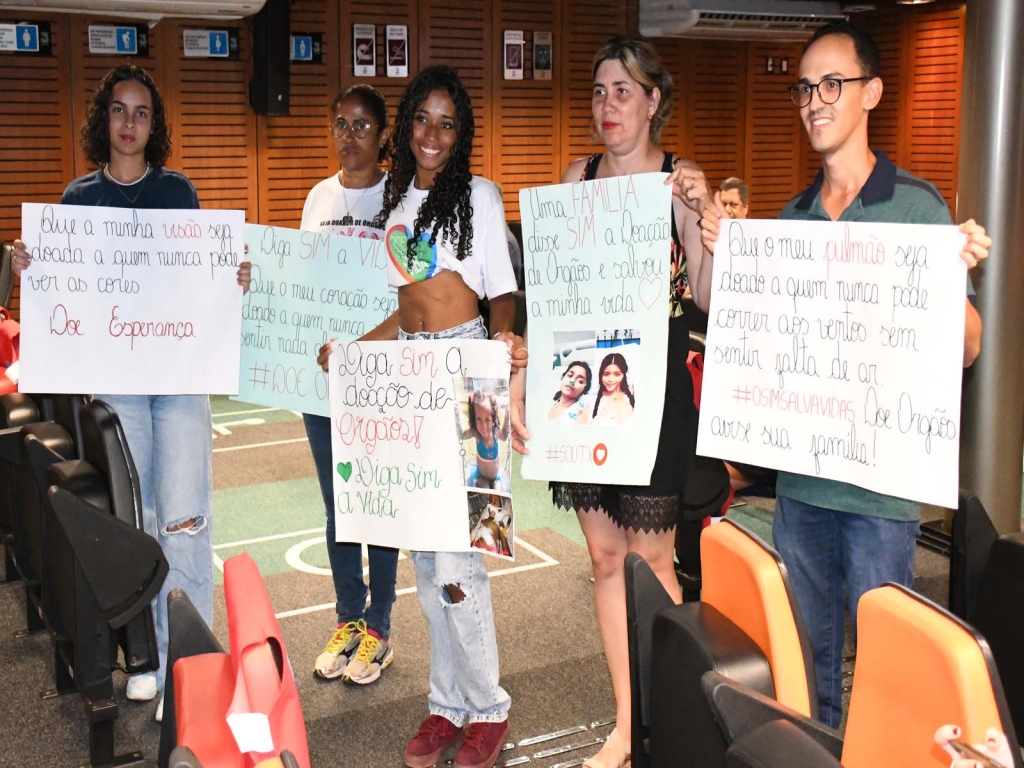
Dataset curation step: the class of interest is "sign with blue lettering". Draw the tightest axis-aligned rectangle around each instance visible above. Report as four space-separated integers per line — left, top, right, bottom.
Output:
0 22 51 56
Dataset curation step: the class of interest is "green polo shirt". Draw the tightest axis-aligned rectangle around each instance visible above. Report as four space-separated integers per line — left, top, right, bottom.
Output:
776 150 973 521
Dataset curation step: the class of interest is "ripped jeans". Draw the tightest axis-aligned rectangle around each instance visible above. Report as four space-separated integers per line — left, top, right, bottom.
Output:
401 318 511 725
96 394 213 693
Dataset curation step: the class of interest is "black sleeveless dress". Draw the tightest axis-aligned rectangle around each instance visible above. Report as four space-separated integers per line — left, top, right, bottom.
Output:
550 152 696 533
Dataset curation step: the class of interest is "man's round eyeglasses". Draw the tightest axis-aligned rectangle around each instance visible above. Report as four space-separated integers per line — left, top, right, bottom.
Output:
789 77 872 108
329 118 374 139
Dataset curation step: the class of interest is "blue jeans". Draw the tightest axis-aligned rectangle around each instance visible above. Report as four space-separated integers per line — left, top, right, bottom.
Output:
96 394 214 694
303 412 398 636
401 317 511 724
772 495 919 728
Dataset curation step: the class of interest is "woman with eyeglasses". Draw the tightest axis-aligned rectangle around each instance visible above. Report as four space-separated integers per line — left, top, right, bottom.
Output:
300 84 401 687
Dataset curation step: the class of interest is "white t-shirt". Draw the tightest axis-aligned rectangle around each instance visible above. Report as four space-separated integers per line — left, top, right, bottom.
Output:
383 176 517 300
300 172 387 238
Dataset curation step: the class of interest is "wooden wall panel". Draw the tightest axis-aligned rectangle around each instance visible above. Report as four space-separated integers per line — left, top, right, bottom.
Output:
744 42 803 217
255 0 340 227
560 0 633 172
906 6 964 209
0 12 74 318
161 21 257 213
418 0 492 177
864 7 905 163
491 0 560 218
682 42 747 192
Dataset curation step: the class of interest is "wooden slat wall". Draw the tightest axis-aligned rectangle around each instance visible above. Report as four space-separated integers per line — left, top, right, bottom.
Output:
905 5 964 208
684 42 747 188
491 0 560 219
162 20 257 213
255 0 340 227
864 2 965 210
0 13 74 317
418 0 491 177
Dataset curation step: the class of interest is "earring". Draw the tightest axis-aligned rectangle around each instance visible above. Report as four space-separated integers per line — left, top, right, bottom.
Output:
647 113 653 121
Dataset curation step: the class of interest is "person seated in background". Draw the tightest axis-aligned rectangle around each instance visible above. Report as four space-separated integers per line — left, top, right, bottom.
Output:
719 176 749 219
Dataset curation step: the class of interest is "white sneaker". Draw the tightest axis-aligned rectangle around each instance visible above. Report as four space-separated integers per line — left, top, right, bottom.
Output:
126 673 158 702
155 696 164 723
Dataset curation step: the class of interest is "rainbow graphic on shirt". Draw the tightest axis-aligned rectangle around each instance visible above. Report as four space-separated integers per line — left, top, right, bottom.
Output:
386 224 441 283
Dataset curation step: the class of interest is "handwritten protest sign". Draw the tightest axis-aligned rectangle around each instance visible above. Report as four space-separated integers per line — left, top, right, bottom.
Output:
697 219 967 508
519 173 671 485
19 203 244 394
329 339 515 557
236 224 395 416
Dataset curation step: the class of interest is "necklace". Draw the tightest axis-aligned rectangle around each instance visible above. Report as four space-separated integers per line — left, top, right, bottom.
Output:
104 163 152 206
338 170 376 227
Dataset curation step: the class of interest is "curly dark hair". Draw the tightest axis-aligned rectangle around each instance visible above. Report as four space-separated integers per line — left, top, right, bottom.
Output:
375 65 475 268
553 360 593 402
469 389 502 436
81 65 171 168
592 352 635 419
330 84 390 163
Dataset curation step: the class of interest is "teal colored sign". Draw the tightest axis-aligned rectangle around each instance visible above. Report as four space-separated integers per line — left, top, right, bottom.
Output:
236 224 395 416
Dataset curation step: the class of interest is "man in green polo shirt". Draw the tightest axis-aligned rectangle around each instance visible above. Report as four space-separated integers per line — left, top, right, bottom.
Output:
699 20 990 727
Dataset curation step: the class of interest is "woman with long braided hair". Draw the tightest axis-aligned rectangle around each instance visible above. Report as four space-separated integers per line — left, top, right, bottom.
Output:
317 65 525 768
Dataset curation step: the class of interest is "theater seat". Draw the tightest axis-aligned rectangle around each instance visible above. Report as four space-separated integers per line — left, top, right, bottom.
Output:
0 392 46 584
706 584 1023 768
163 554 309 768
973 532 1024 748
647 520 816 768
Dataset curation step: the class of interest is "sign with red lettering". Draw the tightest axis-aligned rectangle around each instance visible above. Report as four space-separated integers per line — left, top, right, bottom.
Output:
518 173 672 485
697 218 968 507
330 340 515 557
18 202 244 394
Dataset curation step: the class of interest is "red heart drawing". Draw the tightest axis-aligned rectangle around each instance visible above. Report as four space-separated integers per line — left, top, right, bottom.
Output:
638 276 663 310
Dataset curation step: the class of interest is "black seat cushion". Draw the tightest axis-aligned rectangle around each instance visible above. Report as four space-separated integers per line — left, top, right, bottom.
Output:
80 400 144 529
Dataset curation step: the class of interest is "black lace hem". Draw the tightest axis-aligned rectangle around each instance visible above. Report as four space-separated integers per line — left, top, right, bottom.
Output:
550 482 679 535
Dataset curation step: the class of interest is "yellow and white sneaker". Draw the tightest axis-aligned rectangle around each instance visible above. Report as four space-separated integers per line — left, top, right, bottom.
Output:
314 619 365 680
342 630 393 685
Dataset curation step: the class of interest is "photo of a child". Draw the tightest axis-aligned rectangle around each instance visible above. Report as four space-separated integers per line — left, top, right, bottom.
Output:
453 377 512 492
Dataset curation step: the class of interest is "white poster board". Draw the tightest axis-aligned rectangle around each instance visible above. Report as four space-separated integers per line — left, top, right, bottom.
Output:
519 173 672 485
330 339 515 557
236 224 394 416
696 218 967 508
19 203 245 394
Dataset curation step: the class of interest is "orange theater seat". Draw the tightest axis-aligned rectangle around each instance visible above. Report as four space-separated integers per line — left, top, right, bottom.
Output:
175 653 239 768
842 584 1016 768
706 584 1022 768
700 519 815 717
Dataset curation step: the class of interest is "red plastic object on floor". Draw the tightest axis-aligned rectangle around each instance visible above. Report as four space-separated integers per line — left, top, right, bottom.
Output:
173 553 310 768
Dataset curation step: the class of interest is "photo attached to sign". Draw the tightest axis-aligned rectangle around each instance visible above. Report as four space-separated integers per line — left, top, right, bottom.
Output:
548 329 640 427
453 376 512 493
468 491 514 561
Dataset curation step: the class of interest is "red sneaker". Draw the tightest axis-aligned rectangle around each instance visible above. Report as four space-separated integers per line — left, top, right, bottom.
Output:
454 719 510 768
403 714 463 768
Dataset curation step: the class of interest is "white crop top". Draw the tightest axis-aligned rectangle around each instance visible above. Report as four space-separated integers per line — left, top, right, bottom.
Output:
384 176 518 300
